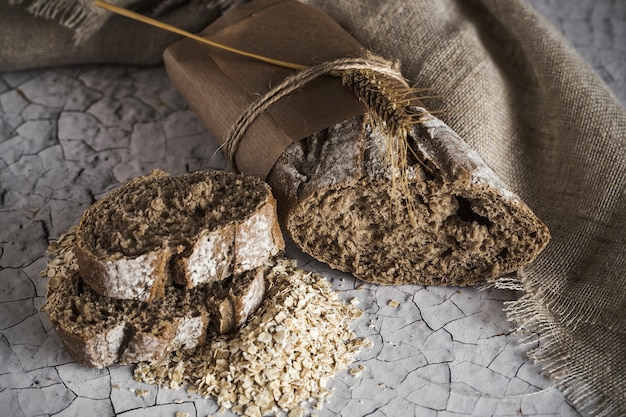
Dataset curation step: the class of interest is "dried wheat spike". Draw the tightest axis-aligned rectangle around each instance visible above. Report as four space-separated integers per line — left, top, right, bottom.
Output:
341 68 426 138
341 68 431 225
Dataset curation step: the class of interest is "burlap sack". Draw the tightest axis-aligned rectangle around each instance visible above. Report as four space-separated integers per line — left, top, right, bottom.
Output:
292 0 625 415
0 0 234 71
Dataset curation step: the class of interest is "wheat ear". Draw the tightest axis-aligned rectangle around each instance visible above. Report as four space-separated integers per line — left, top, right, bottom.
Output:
341 69 431 224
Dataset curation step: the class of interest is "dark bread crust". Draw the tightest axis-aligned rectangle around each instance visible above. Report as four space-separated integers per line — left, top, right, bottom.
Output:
268 113 550 286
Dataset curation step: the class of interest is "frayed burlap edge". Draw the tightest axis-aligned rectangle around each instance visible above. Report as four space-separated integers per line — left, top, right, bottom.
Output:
8 0 132 43
497 272 625 417
7 0 239 43
520 270 625 335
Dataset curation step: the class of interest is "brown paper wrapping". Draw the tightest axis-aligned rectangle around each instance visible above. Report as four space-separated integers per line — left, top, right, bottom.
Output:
163 0 369 179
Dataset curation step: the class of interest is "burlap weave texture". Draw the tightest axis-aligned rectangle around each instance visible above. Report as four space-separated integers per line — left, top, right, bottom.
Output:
296 0 625 415
0 0 232 70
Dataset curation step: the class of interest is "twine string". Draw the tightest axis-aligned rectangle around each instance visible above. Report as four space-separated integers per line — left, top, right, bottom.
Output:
222 54 410 168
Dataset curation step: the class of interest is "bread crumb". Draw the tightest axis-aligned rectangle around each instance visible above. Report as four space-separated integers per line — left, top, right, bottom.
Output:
349 364 366 377
134 259 368 416
175 412 189 417
135 389 149 398
387 299 400 308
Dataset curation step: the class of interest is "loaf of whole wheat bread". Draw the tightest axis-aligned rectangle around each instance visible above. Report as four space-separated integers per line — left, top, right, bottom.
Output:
75 169 284 302
43 228 270 368
268 112 550 286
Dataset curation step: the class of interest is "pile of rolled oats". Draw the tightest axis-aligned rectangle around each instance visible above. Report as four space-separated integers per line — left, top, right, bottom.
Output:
134 259 369 417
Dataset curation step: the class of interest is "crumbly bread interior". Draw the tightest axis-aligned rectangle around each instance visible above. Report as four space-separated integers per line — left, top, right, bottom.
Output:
43 229 209 366
69 277 203 338
208 268 266 334
289 177 547 286
270 115 550 286
80 170 267 258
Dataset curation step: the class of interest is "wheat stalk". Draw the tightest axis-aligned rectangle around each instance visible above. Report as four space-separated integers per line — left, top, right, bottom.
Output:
94 0 307 70
96 0 431 225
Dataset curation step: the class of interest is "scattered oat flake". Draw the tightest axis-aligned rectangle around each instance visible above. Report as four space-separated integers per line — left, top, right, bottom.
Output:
387 299 400 308
135 389 149 398
175 412 189 417
349 364 366 377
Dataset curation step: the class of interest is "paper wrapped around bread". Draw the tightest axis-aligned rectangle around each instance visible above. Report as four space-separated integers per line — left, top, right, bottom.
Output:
164 0 550 286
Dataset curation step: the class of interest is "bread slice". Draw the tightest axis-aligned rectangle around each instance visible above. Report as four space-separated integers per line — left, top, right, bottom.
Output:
207 267 266 334
42 229 268 368
268 113 550 286
75 170 284 302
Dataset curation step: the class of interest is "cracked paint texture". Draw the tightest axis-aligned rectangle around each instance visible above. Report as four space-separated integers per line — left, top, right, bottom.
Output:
1 1 623 416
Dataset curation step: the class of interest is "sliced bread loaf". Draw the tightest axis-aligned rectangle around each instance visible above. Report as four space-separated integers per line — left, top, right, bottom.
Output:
42 229 268 368
268 112 551 286
75 170 284 302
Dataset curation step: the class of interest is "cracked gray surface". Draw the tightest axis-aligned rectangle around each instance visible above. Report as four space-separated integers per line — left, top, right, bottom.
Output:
0 1 623 416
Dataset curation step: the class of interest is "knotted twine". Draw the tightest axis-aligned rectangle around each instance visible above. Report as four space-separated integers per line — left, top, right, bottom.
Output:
222 53 413 170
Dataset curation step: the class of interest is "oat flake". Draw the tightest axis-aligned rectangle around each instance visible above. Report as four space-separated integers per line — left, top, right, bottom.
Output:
134 259 369 416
